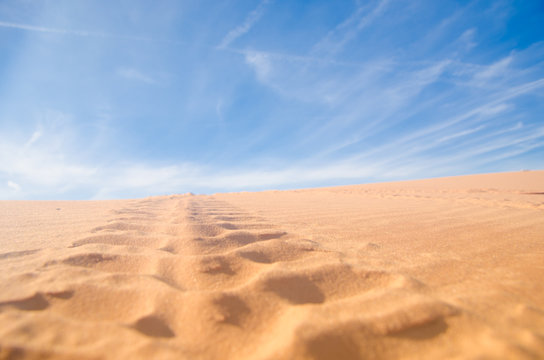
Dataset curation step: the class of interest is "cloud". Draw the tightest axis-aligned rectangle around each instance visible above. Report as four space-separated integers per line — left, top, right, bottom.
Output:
1 138 97 189
434 126 544 167
1 1 542 200
0 20 92 36
117 67 157 84
0 112 439 199
351 81 540 161
3 103 540 199
473 56 512 82
240 39 541 165
312 0 390 56
25 130 42 147
458 28 478 51
2 118 542 200
436 125 486 144
91 160 383 199
7 181 20 191
218 0 272 49
244 51 272 81
0 20 186 46
0 111 97 198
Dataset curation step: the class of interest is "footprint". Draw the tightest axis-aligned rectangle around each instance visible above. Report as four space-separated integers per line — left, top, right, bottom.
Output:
0 346 56 360
237 240 318 264
392 317 449 340
149 275 184 291
238 250 272 264
113 209 155 216
258 232 287 241
133 315 175 338
0 249 41 260
63 253 118 267
224 232 258 246
365 297 458 336
303 329 362 360
0 293 49 311
218 222 239 230
366 243 381 250
45 290 74 300
71 234 161 248
222 231 286 246
188 224 225 237
212 293 251 326
260 273 325 304
199 256 236 275
91 222 150 233
214 216 239 221
158 246 177 254
107 216 150 223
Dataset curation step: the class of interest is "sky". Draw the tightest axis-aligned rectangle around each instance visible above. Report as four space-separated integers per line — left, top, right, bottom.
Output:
0 0 543 199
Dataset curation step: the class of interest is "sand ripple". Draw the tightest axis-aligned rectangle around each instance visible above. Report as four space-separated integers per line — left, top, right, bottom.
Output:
1 171 544 359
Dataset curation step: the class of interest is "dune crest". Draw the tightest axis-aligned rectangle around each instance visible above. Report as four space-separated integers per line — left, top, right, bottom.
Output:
1 171 543 359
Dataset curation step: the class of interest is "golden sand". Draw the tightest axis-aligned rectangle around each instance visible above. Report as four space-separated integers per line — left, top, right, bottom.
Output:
1 171 543 359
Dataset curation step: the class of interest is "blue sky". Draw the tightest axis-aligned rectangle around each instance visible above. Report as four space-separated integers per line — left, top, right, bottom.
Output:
0 0 543 199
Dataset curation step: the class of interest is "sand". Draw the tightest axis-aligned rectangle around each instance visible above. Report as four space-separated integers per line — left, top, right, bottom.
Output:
0 171 543 359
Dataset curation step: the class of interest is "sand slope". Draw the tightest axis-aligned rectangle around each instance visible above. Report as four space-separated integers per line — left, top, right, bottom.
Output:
0 171 543 359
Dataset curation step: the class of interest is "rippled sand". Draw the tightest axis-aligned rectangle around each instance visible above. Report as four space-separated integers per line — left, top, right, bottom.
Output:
1 171 543 359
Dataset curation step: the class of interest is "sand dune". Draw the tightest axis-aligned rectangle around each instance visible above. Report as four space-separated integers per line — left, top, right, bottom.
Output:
1 171 543 359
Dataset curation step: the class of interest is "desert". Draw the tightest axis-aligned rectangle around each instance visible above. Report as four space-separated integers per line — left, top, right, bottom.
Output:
2 0 544 358
1 170 543 359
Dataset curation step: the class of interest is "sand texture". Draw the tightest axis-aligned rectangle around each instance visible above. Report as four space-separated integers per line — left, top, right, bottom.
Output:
1 171 543 359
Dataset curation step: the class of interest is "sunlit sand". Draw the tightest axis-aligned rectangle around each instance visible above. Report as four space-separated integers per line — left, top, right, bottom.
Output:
1 171 543 359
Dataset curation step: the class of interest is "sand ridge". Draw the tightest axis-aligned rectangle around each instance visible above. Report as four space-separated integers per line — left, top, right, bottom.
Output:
1 171 543 359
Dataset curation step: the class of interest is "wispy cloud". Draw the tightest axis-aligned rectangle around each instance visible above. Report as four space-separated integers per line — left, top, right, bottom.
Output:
436 125 486 144
347 76 544 160
117 67 157 84
0 122 382 198
2 115 542 200
312 0 390 56
25 129 42 147
472 55 513 83
244 51 273 81
457 28 478 51
1 1 542 199
218 0 272 49
0 20 96 36
0 19 148 42
7 180 20 192
0 19 187 46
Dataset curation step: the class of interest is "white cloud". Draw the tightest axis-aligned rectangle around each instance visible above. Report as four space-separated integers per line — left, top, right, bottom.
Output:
244 51 272 81
92 160 384 198
436 125 486 143
434 126 544 166
1 2 542 200
7 181 20 192
2 119 542 199
458 28 477 51
117 67 157 84
218 0 272 49
25 130 42 147
385 78 544 149
0 20 87 35
0 115 422 198
1 140 97 188
0 111 97 198
312 0 390 55
0 20 186 46
478 103 511 116
473 56 512 82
